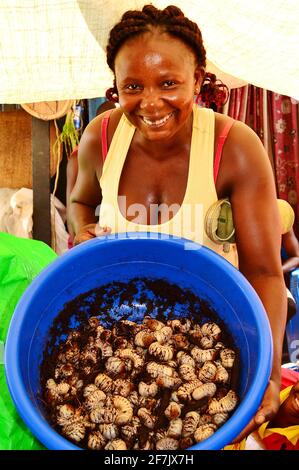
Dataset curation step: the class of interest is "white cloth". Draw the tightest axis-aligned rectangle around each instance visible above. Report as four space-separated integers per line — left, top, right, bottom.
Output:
244 432 266 450
0 187 68 255
0 0 298 103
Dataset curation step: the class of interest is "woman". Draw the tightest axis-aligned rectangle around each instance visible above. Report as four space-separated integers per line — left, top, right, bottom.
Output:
68 4 287 441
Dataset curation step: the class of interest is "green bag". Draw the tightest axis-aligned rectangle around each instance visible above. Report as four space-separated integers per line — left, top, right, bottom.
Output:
0 232 57 450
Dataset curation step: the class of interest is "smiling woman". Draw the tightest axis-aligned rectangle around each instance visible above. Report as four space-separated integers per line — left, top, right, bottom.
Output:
67 4 287 445
114 30 197 142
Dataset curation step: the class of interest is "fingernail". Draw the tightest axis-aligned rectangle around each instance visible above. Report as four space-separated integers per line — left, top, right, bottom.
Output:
256 415 265 424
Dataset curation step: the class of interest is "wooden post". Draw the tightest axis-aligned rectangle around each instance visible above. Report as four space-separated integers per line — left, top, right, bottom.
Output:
32 117 51 246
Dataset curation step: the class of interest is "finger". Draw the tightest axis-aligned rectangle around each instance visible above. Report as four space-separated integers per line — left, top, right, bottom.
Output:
232 401 278 444
95 224 111 237
74 230 96 245
254 402 278 425
102 226 112 234
254 411 266 425
74 235 91 245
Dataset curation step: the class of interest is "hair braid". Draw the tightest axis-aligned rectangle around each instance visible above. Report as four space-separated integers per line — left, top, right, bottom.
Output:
106 4 228 108
106 12 150 71
106 5 206 71
199 72 229 111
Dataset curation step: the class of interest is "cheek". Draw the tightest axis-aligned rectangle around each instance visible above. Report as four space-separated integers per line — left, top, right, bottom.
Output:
169 84 195 102
172 87 197 110
176 95 195 114
118 91 141 108
118 95 133 111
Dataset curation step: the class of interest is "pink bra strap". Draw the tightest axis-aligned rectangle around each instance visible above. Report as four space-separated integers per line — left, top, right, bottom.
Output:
101 109 114 163
214 118 235 183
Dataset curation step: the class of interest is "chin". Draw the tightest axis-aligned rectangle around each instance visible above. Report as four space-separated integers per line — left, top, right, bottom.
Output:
142 128 177 142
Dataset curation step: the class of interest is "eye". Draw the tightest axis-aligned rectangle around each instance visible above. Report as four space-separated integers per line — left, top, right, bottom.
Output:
125 84 142 92
162 80 176 88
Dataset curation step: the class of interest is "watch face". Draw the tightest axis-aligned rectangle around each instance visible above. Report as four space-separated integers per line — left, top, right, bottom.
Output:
21 100 74 120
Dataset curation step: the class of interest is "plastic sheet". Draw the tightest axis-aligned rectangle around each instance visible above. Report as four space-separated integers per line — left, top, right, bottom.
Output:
0 232 56 450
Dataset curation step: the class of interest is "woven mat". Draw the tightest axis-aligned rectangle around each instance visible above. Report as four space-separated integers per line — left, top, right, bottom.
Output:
21 100 73 121
0 0 298 103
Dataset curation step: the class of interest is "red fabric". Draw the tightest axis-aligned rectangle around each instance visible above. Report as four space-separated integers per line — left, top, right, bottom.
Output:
269 93 299 239
263 433 299 450
227 85 299 238
68 235 74 249
281 367 299 388
213 119 234 183
227 86 248 122
101 109 114 163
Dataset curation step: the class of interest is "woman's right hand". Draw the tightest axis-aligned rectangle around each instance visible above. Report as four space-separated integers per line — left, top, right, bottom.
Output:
73 224 111 246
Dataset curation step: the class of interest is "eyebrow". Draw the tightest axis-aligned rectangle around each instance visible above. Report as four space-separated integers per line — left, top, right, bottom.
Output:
119 71 183 83
119 77 141 83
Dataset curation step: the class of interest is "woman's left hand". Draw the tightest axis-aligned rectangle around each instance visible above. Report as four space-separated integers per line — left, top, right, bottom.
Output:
231 378 281 443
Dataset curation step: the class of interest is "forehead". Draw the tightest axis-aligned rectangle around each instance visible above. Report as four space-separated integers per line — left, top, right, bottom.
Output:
114 31 196 77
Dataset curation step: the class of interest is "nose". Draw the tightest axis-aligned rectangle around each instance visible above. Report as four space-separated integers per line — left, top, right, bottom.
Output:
139 88 163 112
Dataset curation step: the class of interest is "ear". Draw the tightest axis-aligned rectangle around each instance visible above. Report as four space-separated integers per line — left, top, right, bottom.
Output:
194 66 205 93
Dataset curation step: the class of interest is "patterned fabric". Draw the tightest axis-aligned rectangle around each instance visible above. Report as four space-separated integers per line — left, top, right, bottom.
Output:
269 94 299 238
225 86 299 238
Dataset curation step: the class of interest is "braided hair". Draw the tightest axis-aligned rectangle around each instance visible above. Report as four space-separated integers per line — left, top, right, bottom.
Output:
106 4 228 109
198 72 229 111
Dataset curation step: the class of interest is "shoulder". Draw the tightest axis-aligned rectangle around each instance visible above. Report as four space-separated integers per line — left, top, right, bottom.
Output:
215 113 272 197
78 108 124 168
214 112 261 150
80 108 123 146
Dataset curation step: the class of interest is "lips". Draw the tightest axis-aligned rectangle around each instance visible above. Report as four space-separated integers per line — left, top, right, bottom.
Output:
141 112 174 127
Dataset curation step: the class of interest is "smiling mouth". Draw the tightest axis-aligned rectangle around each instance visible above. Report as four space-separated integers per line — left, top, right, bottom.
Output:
141 112 174 127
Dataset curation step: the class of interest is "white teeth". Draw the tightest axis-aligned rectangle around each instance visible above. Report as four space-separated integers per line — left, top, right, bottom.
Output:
142 112 173 127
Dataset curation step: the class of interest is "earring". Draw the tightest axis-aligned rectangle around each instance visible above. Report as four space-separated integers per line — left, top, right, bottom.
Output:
111 92 119 103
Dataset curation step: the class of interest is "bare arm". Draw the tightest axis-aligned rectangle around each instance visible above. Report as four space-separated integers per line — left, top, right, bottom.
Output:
66 152 78 241
217 118 287 438
230 122 286 383
67 109 123 244
67 116 103 244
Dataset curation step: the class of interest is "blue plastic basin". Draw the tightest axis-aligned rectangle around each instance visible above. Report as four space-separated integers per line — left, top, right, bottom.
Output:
4 233 272 450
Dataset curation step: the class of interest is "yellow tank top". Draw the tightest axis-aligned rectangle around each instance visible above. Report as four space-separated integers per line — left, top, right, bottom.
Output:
99 105 238 266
